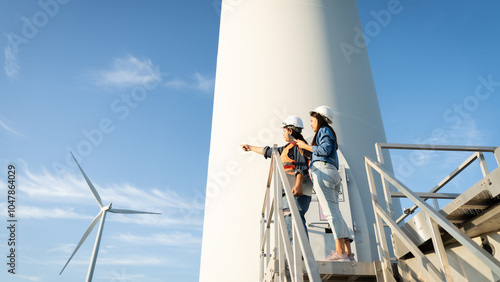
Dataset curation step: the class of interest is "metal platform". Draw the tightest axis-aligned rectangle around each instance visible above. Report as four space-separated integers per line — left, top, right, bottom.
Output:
308 261 384 281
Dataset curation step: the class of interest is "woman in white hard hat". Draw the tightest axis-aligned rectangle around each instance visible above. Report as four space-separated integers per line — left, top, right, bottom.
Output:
296 105 354 262
241 115 313 243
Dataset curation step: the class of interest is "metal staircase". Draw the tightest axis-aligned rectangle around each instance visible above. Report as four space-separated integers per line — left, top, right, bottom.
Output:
260 143 500 281
365 143 500 281
260 146 384 282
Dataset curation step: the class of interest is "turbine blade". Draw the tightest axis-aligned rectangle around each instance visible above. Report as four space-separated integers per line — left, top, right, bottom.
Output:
108 208 161 215
70 152 103 208
60 211 103 275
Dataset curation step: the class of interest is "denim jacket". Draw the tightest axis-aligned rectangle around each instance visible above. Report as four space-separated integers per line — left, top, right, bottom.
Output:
311 126 339 169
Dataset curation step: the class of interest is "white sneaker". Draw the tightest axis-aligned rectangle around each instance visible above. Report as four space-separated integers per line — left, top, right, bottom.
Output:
348 253 356 262
320 251 349 262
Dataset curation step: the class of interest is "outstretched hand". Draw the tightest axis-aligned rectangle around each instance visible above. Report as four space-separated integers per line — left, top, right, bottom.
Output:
240 144 251 151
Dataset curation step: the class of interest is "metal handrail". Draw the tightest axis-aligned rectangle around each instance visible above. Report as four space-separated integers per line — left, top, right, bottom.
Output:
375 143 497 152
374 143 498 223
367 143 500 281
259 145 321 282
397 151 486 223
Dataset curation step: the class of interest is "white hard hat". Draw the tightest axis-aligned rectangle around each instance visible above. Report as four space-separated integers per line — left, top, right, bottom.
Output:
281 115 304 129
310 105 334 124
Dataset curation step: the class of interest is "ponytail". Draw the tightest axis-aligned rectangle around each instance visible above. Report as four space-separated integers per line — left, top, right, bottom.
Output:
311 112 337 149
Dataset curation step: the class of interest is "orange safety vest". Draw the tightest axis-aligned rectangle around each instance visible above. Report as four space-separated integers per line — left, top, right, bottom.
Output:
281 143 296 176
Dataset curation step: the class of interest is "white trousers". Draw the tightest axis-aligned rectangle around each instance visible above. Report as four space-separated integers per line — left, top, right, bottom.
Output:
310 161 350 240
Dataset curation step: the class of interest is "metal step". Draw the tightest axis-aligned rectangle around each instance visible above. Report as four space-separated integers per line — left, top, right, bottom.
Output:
316 261 384 281
270 261 387 282
393 167 500 259
303 261 385 281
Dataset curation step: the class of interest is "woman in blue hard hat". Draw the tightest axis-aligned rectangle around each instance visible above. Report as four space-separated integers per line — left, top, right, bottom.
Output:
241 115 312 243
296 105 354 262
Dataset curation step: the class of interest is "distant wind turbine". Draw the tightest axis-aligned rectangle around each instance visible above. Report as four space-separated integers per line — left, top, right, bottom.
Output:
60 153 161 282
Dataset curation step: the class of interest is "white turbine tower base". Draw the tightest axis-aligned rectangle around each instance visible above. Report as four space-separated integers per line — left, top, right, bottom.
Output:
59 153 161 282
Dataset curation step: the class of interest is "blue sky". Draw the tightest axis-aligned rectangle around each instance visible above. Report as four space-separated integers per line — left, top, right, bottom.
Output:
357 0 500 206
1 1 499 281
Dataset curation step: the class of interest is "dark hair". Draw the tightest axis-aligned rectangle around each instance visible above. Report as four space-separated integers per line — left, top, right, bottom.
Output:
284 126 308 144
311 112 337 148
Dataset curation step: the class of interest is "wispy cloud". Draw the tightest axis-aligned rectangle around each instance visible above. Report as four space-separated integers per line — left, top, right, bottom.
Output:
22 168 94 201
95 256 165 266
51 243 166 266
48 243 80 254
17 165 204 226
92 55 162 88
392 118 495 195
108 210 203 227
407 118 488 167
164 72 214 93
114 232 202 246
193 72 215 92
449 120 486 145
92 54 214 93
11 275 41 282
427 119 485 146
4 34 20 79
164 76 188 89
426 119 490 177
18 206 94 220
0 119 23 136
102 270 146 281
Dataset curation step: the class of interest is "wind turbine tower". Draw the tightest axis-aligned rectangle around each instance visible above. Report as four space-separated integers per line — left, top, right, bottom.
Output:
200 1 399 281
59 153 161 282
